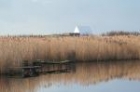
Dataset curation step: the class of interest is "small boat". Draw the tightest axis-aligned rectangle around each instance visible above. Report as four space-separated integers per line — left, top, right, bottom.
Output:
6 60 75 78
42 60 71 64
7 65 41 78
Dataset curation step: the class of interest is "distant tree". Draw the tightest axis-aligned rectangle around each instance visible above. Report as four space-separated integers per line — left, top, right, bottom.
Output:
102 31 140 36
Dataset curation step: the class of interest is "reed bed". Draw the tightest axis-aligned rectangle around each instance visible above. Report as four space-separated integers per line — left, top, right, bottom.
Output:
0 35 140 73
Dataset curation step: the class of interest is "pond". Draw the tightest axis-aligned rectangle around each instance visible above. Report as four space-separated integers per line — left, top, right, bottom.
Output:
1 61 140 92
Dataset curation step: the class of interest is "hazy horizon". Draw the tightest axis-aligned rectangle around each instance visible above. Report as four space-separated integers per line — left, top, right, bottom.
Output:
0 0 140 35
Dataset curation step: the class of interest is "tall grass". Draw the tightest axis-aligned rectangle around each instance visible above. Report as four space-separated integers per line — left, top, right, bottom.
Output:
0 35 140 73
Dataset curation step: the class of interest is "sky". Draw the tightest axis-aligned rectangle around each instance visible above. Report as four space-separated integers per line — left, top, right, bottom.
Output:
0 0 140 35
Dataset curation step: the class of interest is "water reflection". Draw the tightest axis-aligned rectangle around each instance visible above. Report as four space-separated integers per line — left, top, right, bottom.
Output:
1 61 140 92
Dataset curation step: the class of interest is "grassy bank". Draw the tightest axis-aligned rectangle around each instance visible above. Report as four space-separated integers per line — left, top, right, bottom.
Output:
0 35 140 73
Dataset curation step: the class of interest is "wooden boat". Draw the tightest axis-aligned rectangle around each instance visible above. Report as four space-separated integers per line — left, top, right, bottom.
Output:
7 66 41 77
42 60 71 64
6 60 75 78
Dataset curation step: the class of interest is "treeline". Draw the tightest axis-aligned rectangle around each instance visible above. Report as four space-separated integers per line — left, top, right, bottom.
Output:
102 31 140 36
0 35 48 38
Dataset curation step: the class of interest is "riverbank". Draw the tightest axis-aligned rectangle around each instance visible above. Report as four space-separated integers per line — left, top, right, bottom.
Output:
0 35 140 73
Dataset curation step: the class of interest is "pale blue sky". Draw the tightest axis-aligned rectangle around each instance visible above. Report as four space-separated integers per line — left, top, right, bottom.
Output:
0 0 140 35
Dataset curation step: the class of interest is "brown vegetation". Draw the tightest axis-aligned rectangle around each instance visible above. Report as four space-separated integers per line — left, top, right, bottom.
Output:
102 31 140 36
0 35 140 73
1 61 140 92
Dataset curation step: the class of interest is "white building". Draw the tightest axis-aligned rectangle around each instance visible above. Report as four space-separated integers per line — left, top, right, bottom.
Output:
74 26 93 36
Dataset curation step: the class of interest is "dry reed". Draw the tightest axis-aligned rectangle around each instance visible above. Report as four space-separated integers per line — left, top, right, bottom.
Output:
0 35 140 73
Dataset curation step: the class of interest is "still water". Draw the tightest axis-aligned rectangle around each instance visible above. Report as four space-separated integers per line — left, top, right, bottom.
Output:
1 61 140 92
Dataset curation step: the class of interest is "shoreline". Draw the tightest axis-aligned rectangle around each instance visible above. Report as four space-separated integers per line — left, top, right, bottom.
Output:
0 35 140 73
